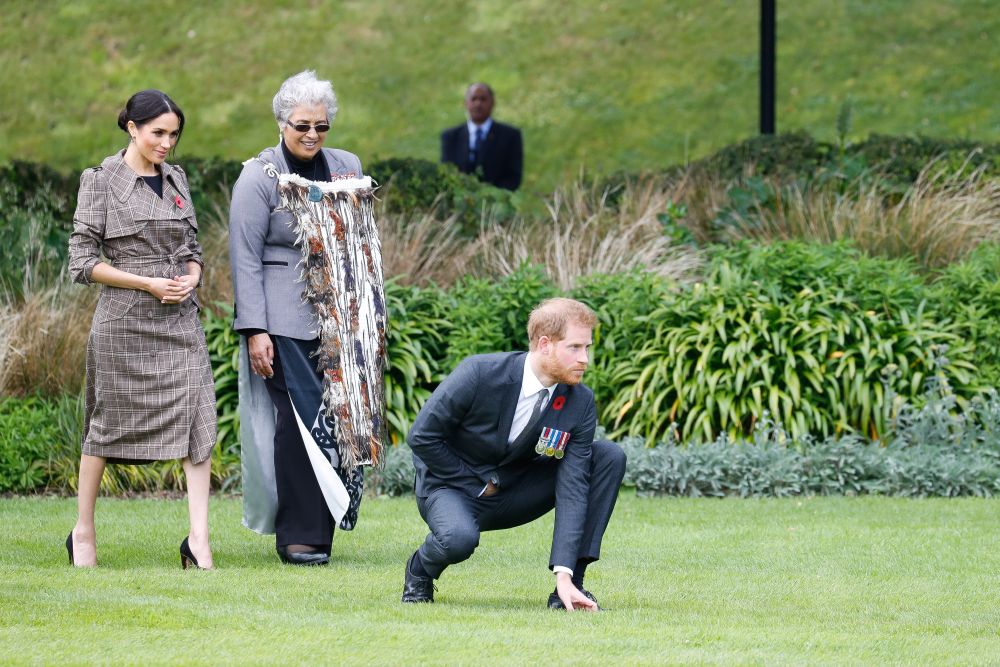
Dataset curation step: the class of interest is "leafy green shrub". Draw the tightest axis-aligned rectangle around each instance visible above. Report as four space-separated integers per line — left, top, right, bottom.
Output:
176 156 243 214
572 271 676 409
606 261 976 443
16 388 243 494
384 280 452 444
368 157 517 234
375 388 1000 499
711 241 928 314
929 243 1000 388
368 441 416 497
443 264 558 370
0 396 63 492
622 435 1000 499
201 302 242 490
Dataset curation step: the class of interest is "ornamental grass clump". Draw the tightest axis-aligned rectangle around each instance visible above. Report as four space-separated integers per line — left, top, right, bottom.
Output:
717 163 1000 269
0 285 95 397
378 207 476 286
478 176 702 290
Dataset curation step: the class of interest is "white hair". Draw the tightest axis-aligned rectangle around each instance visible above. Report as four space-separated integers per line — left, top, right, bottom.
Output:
272 70 338 127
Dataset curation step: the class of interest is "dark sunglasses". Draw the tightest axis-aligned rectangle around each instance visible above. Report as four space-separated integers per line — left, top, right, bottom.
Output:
286 121 331 133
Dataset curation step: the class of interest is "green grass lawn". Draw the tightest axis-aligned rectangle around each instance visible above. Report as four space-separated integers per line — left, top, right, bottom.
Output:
1 493 999 664
2 1 997 193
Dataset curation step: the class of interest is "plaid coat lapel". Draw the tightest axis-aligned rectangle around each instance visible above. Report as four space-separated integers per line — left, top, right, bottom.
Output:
103 151 188 222
161 163 193 224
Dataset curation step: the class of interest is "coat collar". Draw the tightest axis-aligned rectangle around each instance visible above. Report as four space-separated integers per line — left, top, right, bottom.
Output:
266 141 357 178
101 150 186 205
497 352 533 449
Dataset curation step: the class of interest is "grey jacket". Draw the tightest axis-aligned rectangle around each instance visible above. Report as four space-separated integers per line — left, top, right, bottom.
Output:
229 142 363 339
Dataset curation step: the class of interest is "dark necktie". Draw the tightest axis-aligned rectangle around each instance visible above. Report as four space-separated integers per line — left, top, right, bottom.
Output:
511 389 548 450
469 126 485 166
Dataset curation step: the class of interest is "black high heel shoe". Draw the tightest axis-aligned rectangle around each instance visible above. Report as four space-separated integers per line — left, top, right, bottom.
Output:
65 531 74 566
180 536 212 570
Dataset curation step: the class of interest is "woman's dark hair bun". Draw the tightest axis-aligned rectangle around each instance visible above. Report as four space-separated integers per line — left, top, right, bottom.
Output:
117 109 130 131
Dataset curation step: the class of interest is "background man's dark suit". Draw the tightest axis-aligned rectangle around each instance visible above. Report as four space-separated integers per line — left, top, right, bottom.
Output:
440 121 523 191
408 351 625 579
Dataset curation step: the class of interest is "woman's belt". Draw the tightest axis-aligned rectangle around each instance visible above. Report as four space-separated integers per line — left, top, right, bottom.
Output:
112 252 193 268
112 252 195 278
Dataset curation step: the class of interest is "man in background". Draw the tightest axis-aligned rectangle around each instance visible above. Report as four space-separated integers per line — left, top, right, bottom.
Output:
440 82 523 191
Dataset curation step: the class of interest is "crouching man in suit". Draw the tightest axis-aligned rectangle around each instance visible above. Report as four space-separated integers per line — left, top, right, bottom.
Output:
401 298 627 611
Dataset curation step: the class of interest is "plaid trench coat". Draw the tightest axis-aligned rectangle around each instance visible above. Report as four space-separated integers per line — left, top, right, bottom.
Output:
68 151 216 464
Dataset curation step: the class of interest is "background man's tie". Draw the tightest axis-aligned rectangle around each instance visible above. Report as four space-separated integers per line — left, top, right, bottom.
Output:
469 126 485 166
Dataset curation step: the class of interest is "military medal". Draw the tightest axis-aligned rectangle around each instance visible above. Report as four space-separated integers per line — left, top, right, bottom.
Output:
536 427 571 459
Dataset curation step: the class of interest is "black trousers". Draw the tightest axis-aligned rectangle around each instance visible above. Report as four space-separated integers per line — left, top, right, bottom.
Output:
415 440 627 579
263 336 334 550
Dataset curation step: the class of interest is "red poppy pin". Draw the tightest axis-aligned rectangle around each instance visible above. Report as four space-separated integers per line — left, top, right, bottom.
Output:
551 396 566 411
174 195 184 209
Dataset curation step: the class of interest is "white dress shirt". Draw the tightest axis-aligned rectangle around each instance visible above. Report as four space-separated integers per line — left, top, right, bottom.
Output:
508 354 554 445
509 357 574 577
466 118 494 151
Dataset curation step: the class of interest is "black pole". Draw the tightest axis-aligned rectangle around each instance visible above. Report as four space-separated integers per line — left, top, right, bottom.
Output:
760 0 776 134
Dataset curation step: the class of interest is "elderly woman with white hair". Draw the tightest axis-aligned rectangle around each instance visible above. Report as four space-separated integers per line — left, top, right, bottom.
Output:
229 70 364 566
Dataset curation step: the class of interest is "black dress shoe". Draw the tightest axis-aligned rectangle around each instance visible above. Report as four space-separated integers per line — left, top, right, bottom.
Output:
276 545 330 566
401 551 435 603
180 536 213 570
547 588 601 610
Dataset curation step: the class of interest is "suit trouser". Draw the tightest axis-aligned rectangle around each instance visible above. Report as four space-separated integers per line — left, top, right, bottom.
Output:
263 336 334 550
415 440 627 579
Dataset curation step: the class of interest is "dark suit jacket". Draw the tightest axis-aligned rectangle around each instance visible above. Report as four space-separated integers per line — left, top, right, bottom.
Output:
408 352 597 570
440 121 523 191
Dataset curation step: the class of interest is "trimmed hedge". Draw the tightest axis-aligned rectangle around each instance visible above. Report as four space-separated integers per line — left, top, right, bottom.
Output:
686 131 1000 184
621 386 1000 498
368 157 518 234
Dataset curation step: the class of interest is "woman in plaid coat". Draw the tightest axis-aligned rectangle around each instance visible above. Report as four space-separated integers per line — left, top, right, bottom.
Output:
66 90 216 569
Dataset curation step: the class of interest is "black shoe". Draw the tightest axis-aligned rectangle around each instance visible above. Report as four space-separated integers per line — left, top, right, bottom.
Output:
401 551 435 603
180 536 213 570
547 588 601 611
276 544 330 566
65 531 73 566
